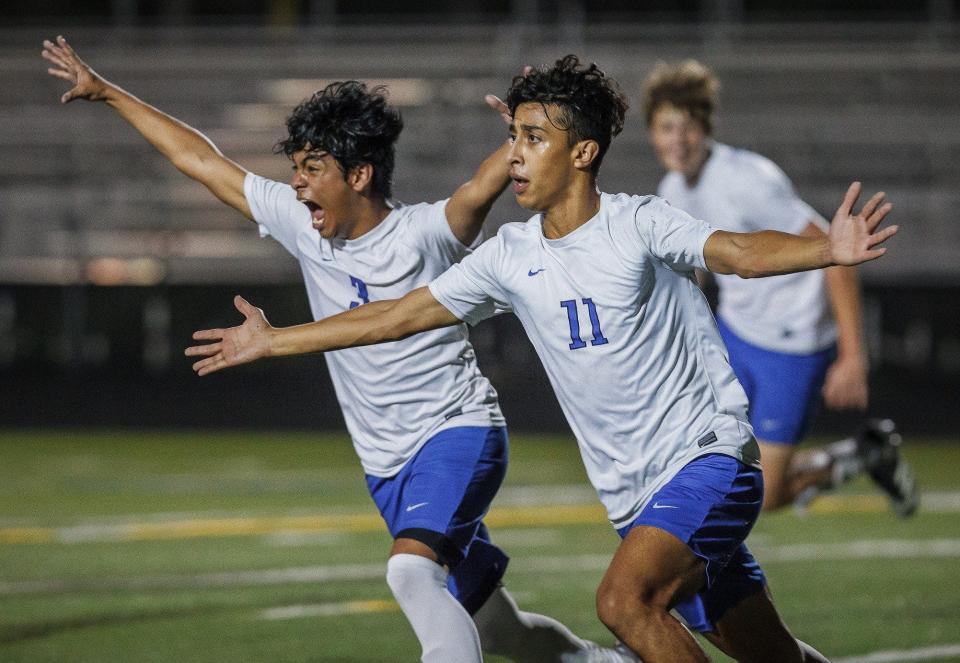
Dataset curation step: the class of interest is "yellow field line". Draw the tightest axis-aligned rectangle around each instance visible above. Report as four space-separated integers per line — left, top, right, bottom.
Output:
0 494 898 545
0 528 57 544
0 504 609 545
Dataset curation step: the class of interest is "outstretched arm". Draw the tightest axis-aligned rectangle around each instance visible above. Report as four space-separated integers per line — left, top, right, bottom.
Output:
185 288 461 376
43 35 252 219
704 182 896 278
443 94 515 245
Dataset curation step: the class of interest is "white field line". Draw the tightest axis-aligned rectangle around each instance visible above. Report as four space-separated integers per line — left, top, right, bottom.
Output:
835 644 960 662
3 538 959 597
758 538 960 562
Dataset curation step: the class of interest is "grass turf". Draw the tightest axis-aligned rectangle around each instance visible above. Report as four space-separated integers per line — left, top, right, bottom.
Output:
1 430 958 662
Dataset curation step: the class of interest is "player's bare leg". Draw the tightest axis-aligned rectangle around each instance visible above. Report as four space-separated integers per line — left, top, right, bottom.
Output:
702 586 829 663
595 526 710 662
759 442 835 511
760 419 918 515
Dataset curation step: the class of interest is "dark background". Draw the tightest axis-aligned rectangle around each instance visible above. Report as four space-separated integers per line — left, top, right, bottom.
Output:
1 0 958 436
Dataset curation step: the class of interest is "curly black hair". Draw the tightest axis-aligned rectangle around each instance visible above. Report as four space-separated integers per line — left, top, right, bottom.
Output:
505 55 628 175
276 81 403 199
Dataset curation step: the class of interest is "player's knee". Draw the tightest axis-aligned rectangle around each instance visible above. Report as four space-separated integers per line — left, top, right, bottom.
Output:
760 475 788 511
386 553 438 603
761 490 786 511
595 579 656 634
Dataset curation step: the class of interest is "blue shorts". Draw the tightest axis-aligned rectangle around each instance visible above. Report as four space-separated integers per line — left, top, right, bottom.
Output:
366 425 509 614
617 454 766 633
718 317 836 444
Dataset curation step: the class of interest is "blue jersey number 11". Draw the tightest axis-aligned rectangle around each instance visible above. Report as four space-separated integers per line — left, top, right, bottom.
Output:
560 298 608 350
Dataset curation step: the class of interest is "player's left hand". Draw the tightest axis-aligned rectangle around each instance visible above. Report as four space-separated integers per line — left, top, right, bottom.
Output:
484 66 534 125
828 182 897 266
822 355 869 410
185 296 274 376
485 94 511 124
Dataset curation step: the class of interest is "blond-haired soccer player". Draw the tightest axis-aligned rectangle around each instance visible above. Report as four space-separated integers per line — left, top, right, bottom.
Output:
641 59 917 517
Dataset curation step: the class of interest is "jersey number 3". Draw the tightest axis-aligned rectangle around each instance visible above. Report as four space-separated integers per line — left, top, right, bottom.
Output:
560 298 608 350
349 276 370 309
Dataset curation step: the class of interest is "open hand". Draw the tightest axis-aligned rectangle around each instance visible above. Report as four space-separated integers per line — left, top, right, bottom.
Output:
484 66 534 125
185 296 274 376
485 94 512 125
42 35 109 103
828 182 897 266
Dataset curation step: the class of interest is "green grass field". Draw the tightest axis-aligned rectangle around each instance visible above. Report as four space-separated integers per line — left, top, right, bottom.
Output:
1 430 958 662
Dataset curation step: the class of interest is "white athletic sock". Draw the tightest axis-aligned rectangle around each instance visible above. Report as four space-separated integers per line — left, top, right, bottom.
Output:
386 553 482 663
473 586 642 662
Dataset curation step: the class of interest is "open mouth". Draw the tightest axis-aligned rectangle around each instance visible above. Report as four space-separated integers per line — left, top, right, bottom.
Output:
511 175 529 194
301 200 326 230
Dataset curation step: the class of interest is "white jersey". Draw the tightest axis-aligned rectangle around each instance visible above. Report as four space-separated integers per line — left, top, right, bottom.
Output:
245 173 504 477
429 193 759 528
658 142 835 354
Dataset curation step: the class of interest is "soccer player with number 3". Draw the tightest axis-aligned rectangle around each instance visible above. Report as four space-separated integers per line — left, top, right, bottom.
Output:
44 37 635 663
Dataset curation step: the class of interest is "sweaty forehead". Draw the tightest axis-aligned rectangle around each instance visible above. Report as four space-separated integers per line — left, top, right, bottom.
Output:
512 102 568 133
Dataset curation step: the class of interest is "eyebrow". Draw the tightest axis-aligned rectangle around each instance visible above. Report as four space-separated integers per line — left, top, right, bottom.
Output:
509 122 545 134
294 151 328 167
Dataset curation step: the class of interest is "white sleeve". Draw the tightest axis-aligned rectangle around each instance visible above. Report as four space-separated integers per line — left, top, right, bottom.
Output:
634 197 716 271
400 199 478 264
243 172 312 258
428 236 512 326
741 161 827 234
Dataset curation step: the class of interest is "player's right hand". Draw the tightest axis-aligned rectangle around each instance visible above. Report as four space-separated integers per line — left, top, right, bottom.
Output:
42 35 109 103
186 296 275 376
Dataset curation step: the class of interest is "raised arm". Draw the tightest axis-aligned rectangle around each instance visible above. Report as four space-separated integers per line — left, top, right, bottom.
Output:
704 182 896 278
185 288 461 376
43 35 252 219
443 94 514 245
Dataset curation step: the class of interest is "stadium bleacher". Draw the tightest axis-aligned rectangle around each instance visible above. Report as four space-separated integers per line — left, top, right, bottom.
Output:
1 23 958 285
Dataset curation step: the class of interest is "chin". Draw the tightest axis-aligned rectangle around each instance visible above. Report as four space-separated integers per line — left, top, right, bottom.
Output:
514 193 540 211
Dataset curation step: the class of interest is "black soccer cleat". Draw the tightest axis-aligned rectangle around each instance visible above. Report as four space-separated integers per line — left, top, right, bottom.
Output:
857 419 919 518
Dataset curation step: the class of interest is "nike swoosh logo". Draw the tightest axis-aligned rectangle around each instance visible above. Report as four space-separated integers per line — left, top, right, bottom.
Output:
405 502 429 512
651 503 679 509
527 268 546 276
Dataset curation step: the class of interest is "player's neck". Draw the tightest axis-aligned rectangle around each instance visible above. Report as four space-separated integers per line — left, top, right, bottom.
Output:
541 185 601 240
345 197 393 240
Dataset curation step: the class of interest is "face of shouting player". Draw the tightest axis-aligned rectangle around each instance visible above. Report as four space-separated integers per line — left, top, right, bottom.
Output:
290 148 369 240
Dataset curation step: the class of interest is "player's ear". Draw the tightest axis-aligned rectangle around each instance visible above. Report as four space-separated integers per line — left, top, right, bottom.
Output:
572 139 600 172
349 163 375 193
